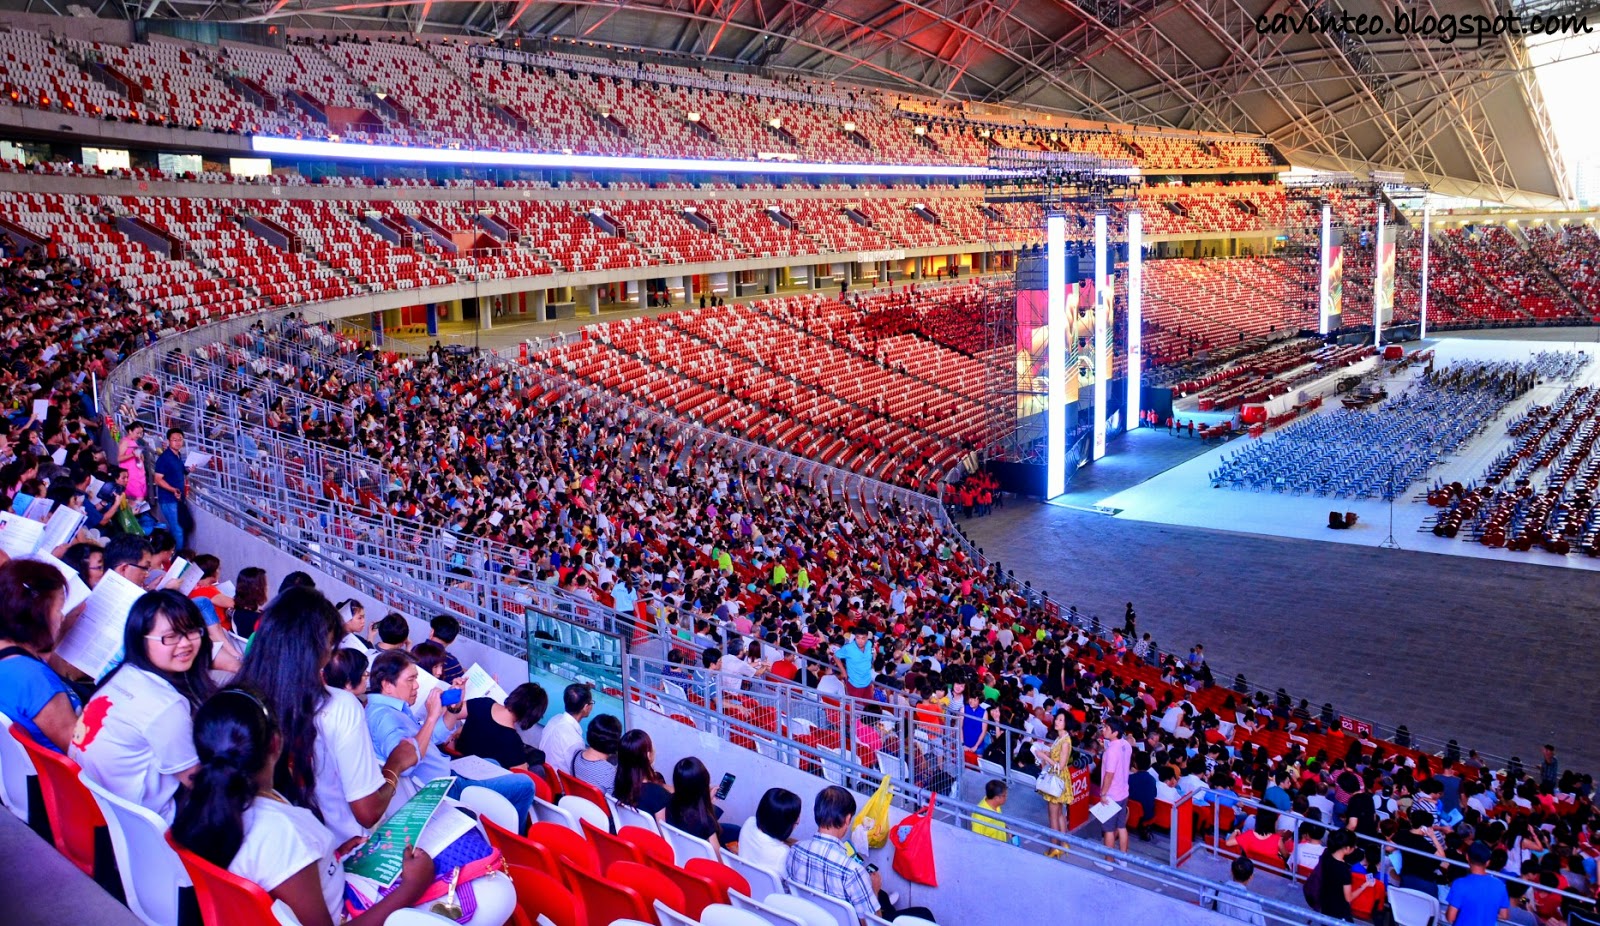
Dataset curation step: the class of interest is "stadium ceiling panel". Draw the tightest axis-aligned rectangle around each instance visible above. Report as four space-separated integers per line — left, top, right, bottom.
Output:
52 0 1598 205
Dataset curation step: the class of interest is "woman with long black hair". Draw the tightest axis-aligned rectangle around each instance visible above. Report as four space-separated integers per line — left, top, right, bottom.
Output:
72 590 215 823
612 729 671 815
171 688 436 926
663 756 739 854
233 586 416 854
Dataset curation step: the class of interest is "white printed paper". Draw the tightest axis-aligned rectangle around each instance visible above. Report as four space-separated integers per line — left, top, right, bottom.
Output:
56 569 144 680
22 496 55 522
0 512 46 559
50 448 67 467
184 451 212 470
26 552 92 614
463 663 507 704
449 755 513 781
37 506 86 553
1090 800 1122 825
217 580 236 598
408 667 447 720
31 399 48 421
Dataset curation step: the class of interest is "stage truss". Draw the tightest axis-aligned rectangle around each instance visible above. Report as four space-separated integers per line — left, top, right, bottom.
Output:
979 148 1139 467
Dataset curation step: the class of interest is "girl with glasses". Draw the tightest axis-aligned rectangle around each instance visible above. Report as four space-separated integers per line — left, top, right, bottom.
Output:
71 589 216 822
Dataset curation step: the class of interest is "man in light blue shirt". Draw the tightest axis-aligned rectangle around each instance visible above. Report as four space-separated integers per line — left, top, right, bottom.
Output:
833 626 877 699
365 650 534 827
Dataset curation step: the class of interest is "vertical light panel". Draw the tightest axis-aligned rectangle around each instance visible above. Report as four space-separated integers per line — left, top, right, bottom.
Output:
1373 204 1386 348
1420 201 1431 340
1093 212 1108 462
1045 214 1068 499
1318 204 1332 335
1127 211 1143 430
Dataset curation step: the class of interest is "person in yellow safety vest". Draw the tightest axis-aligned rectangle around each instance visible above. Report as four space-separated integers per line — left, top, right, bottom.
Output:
972 780 1013 843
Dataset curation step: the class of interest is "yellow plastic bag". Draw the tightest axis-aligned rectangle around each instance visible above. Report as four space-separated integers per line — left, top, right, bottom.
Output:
856 775 894 849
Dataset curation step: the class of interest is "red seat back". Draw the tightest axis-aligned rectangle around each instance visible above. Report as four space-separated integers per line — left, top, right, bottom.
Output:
513 768 554 803
164 831 279 926
651 857 728 917
508 863 585 926
617 825 675 864
583 819 644 870
683 857 749 901
527 820 600 875
12 726 102 876
557 771 613 825
563 865 654 926
606 860 686 920
484 817 561 875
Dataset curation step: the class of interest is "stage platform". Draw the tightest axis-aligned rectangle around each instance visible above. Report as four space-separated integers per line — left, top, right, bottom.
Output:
1095 337 1600 572
963 333 1600 773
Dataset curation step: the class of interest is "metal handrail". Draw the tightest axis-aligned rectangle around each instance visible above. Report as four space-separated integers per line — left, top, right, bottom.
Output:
627 654 1349 926
116 291 1514 775
1168 787 1595 905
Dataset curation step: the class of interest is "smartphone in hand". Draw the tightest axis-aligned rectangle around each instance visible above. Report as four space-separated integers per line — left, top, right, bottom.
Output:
715 772 736 800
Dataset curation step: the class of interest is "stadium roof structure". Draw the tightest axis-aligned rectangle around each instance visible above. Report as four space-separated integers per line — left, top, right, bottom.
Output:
36 0 1600 207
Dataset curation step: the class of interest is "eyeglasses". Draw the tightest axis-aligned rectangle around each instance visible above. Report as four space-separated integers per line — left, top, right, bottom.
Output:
145 628 204 646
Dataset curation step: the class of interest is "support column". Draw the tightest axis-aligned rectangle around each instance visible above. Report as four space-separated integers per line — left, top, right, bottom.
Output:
371 311 384 347
480 296 494 330
533 290 548 322
583 286 600 316
842 263 854 291
765 268 777 294
1420 202 1431 340
425 303 438 337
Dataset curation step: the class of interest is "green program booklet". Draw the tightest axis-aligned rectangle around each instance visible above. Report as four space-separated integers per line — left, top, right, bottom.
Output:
342 777 456 886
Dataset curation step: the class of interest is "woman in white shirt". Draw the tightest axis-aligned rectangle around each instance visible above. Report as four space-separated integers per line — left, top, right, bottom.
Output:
737 788 803 872
234 587 418 854
172 688 436 926
71 590 215 823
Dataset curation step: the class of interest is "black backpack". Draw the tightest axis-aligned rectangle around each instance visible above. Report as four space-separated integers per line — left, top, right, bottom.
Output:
1302 856 1324 911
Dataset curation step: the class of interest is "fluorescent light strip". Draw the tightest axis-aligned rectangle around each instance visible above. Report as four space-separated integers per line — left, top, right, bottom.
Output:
1127 211 1142 431
1318 203 1331 336
1046 214 1067 499
252 135 993 177
1374 204 1385 348
1092 212 1108 462
1420 202 1431 340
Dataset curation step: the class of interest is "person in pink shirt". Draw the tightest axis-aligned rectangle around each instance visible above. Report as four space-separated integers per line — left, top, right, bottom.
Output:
1098 718 1134 854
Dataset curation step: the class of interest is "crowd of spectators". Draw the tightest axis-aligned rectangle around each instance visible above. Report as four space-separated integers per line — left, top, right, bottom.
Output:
3 239 1598 926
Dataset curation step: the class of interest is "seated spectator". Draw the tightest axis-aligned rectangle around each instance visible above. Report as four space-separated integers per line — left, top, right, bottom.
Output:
373 613 410 651
567 712 621 792
539 683 592 777
738 787 803 871
1291 823 1326 872
336 600 372 655
187 554 236 627
59 541 104 590
71 590 214 822
1212 856 1266 925
0 560 80 752
424 614 466 683
787 785 935 926
612 729 671 816
235 587 416 854
663 756 738 851
1227 808 1290 865
455 682 548 774
171 688 439 926
230 566 268 637
322 647 370 701
365 650 463 795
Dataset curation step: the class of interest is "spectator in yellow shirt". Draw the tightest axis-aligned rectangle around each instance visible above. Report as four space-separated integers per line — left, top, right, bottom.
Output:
973 780 1011 842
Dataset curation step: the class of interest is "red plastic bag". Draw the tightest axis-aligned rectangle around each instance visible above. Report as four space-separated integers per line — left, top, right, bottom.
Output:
889 794 939 887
